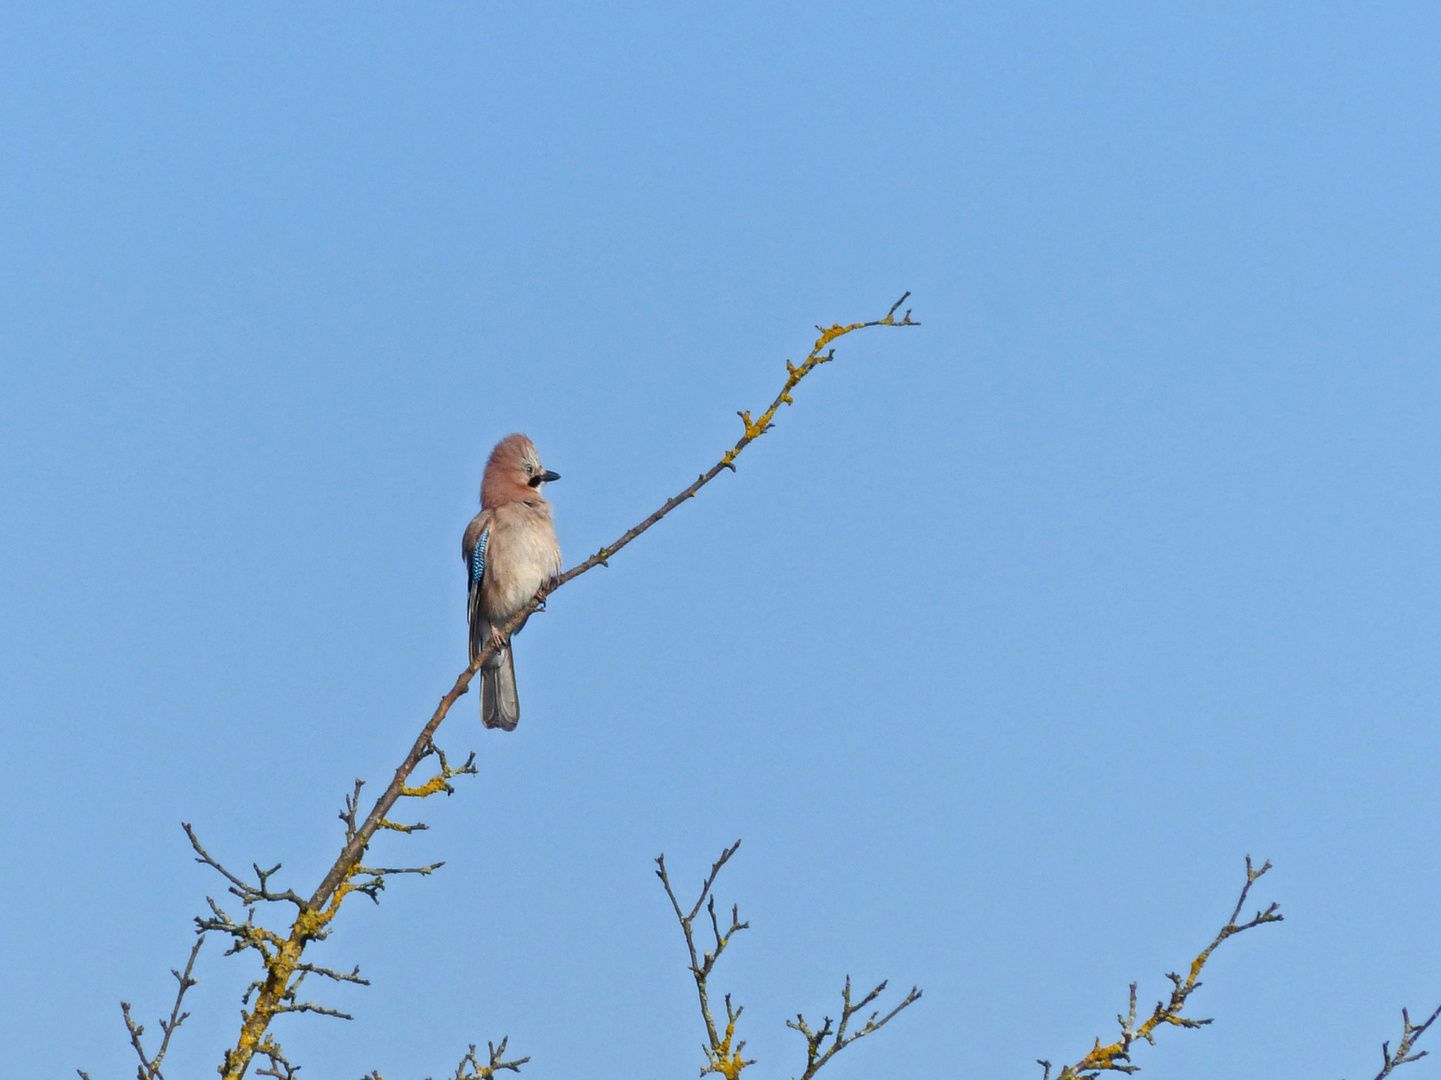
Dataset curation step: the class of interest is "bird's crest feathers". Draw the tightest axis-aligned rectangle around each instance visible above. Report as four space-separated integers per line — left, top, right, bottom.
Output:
481 433 545 509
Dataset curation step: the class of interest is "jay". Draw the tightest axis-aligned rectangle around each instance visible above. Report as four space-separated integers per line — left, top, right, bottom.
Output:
462 433 562 730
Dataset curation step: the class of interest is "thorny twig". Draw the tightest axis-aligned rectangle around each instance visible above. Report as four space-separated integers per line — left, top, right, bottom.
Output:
657 842 919 1080
1037 856 1282 1080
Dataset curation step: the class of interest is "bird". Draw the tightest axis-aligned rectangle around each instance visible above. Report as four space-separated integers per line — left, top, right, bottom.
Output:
461 433 562 730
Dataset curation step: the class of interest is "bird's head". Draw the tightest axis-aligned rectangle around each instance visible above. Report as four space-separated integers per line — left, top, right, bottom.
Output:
481 433 561 508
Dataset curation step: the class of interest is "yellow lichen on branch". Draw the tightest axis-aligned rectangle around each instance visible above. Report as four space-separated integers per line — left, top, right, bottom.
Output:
710 1010 750 1080
1040 857 1282 1080
399 776 451 799
720 292 918 465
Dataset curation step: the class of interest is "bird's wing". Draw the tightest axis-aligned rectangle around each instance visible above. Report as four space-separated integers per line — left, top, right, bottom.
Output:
463 510 495 662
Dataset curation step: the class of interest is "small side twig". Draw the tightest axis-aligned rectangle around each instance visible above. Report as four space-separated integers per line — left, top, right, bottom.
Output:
184 823 309 911
253 1036 300 1080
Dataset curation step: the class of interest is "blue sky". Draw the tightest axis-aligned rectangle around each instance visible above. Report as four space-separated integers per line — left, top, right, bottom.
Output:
2 4 1438 1078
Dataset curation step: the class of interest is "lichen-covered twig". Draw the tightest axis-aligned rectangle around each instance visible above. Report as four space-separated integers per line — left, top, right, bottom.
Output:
1364 1002 1441 1080
1037 856 1282 1080
657 842 919 1080
787 975 922 1080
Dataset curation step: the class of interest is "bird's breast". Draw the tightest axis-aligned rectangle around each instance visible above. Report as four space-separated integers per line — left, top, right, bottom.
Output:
480 506 562 621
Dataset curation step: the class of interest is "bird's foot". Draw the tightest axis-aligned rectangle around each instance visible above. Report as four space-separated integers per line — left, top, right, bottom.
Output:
489 626 508 650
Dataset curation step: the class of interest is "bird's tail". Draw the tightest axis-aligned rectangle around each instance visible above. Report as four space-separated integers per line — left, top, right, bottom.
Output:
480 640 520 731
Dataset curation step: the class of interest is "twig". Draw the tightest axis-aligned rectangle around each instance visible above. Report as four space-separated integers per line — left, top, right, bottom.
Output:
185 824 309 910
424 1037 530 1080
657 841 752 1078
116 933 205 1080
1366 1002 1441 1080
1044 856 1283 1079
658 842 919 1080
253 1036 300 1080
787 975 922 1080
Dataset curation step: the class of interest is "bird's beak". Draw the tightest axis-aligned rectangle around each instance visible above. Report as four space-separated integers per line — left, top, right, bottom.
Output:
540 470 561 483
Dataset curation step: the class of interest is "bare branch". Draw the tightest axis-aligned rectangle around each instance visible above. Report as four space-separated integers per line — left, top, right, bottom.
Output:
341 779 367 842
1365 1002 1441 1080
346 862 446 905
266 969 359 1020
253 1036 300 1080
117 934 205 1080
1048 856 1283 1078
196 895 286 957
659 841 918 1080
657 843 754 1078
656 842 747 1058
787 975 922 1080
423 1037 531 1080
294 961 369 987
184 823 309 911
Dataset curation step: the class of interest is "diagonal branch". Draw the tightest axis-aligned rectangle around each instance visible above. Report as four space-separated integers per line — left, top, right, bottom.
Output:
213 297 920 1080
185 824 309 911
1039 856 1282 1080
306 294 917 921
787 975 922 1080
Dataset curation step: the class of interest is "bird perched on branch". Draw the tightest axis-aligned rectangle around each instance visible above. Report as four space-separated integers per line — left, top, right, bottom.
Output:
462 433 562 730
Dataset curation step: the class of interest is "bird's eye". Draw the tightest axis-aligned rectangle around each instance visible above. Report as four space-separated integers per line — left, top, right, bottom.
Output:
524 463 534 475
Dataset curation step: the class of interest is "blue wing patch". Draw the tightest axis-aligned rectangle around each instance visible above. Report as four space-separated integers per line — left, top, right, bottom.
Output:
470 529 489 585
